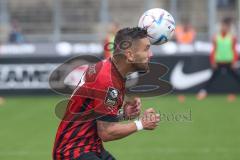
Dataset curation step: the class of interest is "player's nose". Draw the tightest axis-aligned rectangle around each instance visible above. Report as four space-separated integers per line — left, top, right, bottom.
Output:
148 50 153 59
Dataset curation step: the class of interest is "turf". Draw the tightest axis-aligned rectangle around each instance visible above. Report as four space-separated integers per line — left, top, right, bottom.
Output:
0 95 240 160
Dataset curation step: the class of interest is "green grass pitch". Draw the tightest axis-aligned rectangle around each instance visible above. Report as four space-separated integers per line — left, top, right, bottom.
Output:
0 95 239 160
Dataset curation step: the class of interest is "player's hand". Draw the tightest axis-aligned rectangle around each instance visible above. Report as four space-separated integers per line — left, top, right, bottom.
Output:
124 97 141 120
144 107 156 115
141 108 160 130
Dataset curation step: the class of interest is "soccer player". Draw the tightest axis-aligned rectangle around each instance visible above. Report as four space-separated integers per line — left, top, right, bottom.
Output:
53 27 160 160
197 17 240 100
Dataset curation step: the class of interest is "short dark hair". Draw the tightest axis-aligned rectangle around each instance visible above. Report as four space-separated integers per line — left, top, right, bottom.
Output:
113 27 148 54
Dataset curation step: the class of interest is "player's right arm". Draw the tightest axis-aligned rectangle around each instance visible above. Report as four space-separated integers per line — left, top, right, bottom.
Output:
210 36 217 69
97 108 160 142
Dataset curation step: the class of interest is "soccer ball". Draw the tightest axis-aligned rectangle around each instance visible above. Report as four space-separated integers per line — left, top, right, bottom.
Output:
138 8 175 45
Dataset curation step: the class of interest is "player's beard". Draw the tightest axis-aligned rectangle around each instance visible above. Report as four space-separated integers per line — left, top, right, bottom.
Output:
133 62 149 72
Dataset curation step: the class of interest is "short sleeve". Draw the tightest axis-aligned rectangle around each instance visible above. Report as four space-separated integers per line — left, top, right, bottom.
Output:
73 61 123 122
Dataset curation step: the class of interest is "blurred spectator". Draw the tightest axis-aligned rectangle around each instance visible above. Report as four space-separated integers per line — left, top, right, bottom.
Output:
197 17 240 100
103 22 119 58
8 20 24 43
175 20 196 44
0 97 5 106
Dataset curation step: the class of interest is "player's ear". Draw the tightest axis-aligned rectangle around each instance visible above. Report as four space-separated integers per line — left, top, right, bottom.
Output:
125 50 134 63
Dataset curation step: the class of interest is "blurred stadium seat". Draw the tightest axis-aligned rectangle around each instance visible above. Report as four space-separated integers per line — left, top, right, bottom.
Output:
2 0 238 42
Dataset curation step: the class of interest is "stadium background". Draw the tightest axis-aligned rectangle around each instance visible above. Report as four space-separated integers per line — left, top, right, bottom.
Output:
0 0 240 160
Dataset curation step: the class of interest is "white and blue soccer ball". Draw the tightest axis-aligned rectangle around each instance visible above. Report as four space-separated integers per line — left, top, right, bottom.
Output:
138 8 175 45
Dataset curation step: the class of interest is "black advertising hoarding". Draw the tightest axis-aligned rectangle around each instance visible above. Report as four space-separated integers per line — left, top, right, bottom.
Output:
0 54 240 94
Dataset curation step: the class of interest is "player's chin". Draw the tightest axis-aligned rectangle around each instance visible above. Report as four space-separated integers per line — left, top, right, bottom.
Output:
135 63 149 72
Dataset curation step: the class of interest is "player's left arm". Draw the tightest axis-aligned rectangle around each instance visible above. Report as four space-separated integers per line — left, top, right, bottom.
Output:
232 36 238 68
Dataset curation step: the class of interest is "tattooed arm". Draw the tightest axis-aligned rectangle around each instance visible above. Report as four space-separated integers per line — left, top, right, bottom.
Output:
97 121 137 142
97 108 160 142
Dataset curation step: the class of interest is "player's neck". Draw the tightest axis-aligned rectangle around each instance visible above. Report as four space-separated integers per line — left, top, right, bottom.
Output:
111 56 134 78
221 31 228 37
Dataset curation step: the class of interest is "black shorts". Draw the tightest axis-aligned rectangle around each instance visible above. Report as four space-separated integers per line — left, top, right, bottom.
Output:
76 150 116 160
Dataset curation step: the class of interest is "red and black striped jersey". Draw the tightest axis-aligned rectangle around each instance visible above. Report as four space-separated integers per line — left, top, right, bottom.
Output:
53 58 125 160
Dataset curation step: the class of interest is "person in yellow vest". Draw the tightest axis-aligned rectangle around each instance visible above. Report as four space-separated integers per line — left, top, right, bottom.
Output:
197 17 240 100
103 23 119 59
